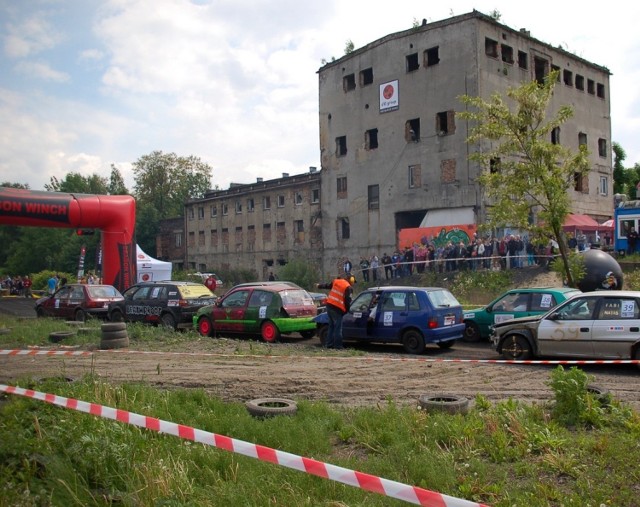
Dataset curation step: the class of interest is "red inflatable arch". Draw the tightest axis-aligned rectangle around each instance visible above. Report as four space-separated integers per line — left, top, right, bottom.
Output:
0 187 136 292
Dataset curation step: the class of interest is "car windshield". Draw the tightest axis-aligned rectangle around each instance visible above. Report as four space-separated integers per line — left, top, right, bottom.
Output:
280 289 313 306
427 289 460 308
87 286 121 298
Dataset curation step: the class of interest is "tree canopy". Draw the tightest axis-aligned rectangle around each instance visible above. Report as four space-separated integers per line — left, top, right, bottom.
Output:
458 70 590 286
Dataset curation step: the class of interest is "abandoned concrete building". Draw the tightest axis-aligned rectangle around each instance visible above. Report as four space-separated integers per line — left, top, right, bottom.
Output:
181 10 612 278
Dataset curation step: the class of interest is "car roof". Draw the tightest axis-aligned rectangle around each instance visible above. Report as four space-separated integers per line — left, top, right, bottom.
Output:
504 287 580 293
230 281 303 289
569 290 640 298
134 281 205 287
363 286 451 292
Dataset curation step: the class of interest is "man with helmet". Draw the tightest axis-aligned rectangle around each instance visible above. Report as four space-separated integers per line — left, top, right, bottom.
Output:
317 273 355 349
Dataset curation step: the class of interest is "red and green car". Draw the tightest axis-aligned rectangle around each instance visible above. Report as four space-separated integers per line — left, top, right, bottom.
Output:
193 282 317 342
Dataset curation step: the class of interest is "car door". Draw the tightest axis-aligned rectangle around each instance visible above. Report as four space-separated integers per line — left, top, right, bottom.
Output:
54 286 74 319
374 291 410 342
489 291 531 326
245 289 275 333
213 289 251 333
342 291 376 340
125 286 153 323
591 296 640 358
68 285 86 317
536 296 596 357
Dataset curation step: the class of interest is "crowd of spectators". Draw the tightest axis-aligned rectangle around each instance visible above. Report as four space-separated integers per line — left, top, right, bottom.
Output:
1 275 32 297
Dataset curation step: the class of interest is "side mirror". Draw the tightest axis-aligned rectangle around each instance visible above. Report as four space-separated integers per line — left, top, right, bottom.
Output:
548 312 560 321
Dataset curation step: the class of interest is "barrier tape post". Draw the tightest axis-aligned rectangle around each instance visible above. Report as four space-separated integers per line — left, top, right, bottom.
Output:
0 383 487 507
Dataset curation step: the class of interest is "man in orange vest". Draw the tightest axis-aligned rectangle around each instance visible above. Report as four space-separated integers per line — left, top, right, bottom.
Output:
317 273 355 349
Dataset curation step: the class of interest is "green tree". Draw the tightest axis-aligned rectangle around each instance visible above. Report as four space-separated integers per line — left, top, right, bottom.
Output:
132 151 212 219
135 203 161 257
612 142 627 195
45 172 108 194
277 257 320 291
344 40 355 54
458 70 590 287
109 165 129 195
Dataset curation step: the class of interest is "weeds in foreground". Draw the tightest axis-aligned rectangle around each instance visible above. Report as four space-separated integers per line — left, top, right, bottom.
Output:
1 377 639 506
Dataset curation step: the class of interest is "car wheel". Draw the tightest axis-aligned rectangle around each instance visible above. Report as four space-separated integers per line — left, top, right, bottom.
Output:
437 339 455 349
401 329 426 355
261 320 281 343
462 322 482 342
36 306 45 318
74 309 86 322
160 313 177 331
109 309 124 322
317 325 328 346
197 316 214 337
299 330 315 339
101 322 126 333
500 334 533 360
245 398 297 418
418 394 470 415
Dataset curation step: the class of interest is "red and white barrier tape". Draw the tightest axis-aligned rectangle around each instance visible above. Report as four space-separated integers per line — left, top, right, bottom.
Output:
1 348 638 365
0 383 487 507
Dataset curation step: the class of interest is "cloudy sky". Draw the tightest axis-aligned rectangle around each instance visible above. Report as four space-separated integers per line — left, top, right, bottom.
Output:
1 0 639 193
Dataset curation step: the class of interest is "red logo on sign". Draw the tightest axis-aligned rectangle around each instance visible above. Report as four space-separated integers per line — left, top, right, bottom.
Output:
383 84 394 99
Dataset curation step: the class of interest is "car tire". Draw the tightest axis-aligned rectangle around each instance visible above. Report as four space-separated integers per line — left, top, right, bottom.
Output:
36 307 45 318
74 309 86 322
437 339 455 349
500 334 533 360
586 384 612 406
401 329 426 355
245 398 297 418
109 310 124 322
100 336 129 350
463 322 482 342
418 394 470 415
160 313 177 331
299 330 315 339
261 320 281 343
101 322 127 333
49 331 75 343
317 325 328 346
101 330 128 340
197 316 214 337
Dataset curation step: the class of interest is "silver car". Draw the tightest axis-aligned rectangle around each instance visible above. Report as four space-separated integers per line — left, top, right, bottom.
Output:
492 290 640 360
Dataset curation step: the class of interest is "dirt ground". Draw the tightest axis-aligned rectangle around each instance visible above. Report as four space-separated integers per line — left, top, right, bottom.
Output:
2 267 640 411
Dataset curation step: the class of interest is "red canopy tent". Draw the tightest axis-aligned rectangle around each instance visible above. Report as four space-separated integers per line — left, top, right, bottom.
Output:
562 214 601 232
600 219 614 229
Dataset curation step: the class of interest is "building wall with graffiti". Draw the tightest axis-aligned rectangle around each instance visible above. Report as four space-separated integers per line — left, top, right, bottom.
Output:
398 225 477 249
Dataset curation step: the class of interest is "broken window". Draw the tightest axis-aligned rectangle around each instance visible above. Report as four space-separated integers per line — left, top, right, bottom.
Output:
436 111 455 135
210 205 217 217
518 50 528 69
490 158 501 174
311 188 320 204
485 38 498 58
343 73 356 92
365 128 379 150
575 75 585 91
551 127 560 145
277 195 285 208
406 52 419 72
336 135 347 157
587 79 595 95
276 222 286 244
534 56 549 84
222 203 228 216
368 184 379 210
294 219 304 244
360 67 373 86
295 191 303 205
598 138 607 158
408 165 421 188
574 172 585 192
175 233 182 248
405 118 420 142
263 196 271 210
337 176 347 199
188 207 194 220
597 83 605 99
425 46 440 67
578 132 588 147
563 69 573 87
501 44 514 64
551 65 561 82
198 207 204 219
247 198 254 212
339 217 350 239
235 201 242 214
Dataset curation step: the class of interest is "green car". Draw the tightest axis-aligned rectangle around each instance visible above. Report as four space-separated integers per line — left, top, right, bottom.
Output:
193 282 317 342
462 287 581 342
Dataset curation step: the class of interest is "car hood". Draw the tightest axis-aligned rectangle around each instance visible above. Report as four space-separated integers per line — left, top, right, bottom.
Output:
492 314 543 332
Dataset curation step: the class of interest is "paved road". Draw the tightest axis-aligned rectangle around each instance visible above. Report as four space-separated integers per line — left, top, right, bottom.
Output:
0 298 37 318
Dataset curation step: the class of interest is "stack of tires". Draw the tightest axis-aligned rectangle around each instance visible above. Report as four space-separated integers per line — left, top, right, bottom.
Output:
100 322 129 349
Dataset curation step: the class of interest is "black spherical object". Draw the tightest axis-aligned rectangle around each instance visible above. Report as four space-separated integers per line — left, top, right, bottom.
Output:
577 249 623 292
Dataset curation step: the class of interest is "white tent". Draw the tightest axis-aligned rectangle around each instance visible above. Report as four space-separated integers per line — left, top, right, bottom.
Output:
136 245 172 282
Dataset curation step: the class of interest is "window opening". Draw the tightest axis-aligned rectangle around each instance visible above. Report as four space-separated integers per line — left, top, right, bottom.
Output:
425 46 440 66
485 38 498 58
575 75 584 91
551 127 560 145
336 136 347 157
587 79 595 94
277 195 285 208
368 184 379 210
517 50 528 69
340 217 350 239
360 67 373 86
563 69 573 86
406 118 420 142
343 73 356 92
501 44 514 64
597 83 605 99
406 53 419 72
534 56 549 84
365 128 379 150
337 176 347 199
598 138 607 158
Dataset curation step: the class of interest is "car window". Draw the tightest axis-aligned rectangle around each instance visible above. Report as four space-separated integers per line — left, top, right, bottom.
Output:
88 286 121 298
493 293 523 311
380 292 407 311
280 289 313 306
407 292 421 311
555 298 596 320
530 293 556 312
149 286 166 300
427 289 460 308
71 287 84 299
249 290 273 307
598 298 640 320
55 287 72 299
223 290 249 308
132 287 152 301
352 292 374 311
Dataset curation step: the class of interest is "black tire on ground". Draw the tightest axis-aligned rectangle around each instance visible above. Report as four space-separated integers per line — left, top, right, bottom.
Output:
160 313 177 331
418 394 470 415
101 329 129 340
49 331 76 343
437 339 455 349
74 309 86 322
99 337 129 350
101 322 127 333
37 376 76 383
401 329 426 354
500 334 533 360
586 384 612 406
109 310 124 322
317 325 328 346
245 398 298 418
463 322 482 342
299 330 315 339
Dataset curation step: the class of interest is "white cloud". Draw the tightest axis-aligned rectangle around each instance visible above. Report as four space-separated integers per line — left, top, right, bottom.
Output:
3 14 62 58
14 61 70 82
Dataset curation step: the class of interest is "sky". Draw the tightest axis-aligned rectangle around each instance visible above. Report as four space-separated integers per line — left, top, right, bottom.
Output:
1 0 639 193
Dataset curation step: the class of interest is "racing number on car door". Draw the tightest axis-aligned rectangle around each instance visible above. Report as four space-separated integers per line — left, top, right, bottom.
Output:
536 297 595 357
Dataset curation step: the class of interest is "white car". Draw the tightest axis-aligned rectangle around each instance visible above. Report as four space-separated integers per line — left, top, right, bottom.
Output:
492 290 640 361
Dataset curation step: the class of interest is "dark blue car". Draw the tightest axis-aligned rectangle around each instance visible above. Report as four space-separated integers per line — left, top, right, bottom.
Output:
312 286 464 354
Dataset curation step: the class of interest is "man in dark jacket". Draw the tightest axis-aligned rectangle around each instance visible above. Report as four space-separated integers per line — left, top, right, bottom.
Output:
317 274 354 349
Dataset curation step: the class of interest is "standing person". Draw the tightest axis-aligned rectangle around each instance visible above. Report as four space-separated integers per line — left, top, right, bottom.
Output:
47 274 58 295
370 254 379 282
359 256 370 282
627 227 638 255
343 257 353 275
22 276 32 298
381 253 392 280
316 274 354 350
268 271 276 281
